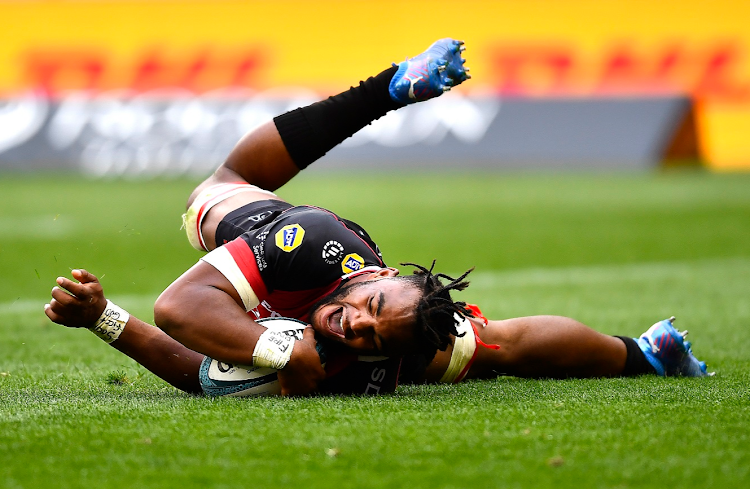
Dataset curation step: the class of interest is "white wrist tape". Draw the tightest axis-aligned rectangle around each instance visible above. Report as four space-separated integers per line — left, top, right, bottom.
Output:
252 329 295 370
90 300 130 344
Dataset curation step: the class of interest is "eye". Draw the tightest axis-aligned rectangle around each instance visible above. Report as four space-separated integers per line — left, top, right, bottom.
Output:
367 295 375 315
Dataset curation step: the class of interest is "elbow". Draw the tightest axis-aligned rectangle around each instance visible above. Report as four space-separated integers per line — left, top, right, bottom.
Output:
154 286 185 337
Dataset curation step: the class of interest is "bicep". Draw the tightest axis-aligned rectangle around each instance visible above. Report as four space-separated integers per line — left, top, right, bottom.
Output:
155 260 266 365
156 260 246 322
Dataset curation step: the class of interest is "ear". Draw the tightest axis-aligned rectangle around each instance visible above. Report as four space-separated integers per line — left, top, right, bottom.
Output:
372 267 399 278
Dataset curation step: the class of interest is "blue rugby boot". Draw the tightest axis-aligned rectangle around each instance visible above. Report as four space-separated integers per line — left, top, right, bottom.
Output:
636 316 712 377
389 38 471 105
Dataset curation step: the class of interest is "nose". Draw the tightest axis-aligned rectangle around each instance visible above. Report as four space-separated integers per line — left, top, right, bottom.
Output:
346 310 375 338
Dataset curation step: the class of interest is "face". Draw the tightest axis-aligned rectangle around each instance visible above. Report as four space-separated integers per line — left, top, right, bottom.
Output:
310 273 421 356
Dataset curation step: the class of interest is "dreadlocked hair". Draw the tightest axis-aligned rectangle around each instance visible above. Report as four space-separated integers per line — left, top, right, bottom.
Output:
398 261 474 353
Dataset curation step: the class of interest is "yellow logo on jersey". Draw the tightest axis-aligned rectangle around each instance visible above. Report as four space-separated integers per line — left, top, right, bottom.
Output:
342 253 365 274
274 224 305 252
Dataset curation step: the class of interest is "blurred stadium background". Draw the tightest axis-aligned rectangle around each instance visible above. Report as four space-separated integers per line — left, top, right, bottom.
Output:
3 4 750 488
2 0 749 175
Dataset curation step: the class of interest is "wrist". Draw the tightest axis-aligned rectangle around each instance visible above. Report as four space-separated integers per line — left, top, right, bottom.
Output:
252 329 295 370
89 300 129 343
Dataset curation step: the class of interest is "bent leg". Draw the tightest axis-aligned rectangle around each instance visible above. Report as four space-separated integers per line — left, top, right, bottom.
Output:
190 66 402 205
186 40 470 250
189 39 470 205
185 67 417 247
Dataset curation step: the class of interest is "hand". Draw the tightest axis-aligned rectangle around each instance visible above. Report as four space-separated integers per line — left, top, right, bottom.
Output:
276 327 326 396
44 269 107 328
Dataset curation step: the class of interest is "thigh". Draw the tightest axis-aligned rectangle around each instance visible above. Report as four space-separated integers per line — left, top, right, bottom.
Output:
184 179 288 252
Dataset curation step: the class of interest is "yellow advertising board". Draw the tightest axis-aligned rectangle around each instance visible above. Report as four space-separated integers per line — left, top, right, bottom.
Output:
2 0 749 169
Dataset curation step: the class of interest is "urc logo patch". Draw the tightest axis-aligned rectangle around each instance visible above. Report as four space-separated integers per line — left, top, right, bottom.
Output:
274 224 305 252
322 240 345 265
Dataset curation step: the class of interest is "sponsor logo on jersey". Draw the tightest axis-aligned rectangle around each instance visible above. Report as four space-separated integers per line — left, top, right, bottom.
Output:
342 253 365 274
322 240 345 265
274 224 305 252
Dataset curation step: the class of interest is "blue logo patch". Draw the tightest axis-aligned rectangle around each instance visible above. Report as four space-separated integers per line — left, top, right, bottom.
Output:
274 224 305 252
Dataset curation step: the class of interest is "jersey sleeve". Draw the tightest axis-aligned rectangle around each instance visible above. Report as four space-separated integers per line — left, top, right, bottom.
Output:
200 238 266 312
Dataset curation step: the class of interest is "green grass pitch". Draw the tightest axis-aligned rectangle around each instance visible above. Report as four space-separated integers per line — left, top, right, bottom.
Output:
1 171 749 488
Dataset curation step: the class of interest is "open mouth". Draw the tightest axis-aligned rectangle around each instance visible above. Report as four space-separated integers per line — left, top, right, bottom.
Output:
327 307 344 337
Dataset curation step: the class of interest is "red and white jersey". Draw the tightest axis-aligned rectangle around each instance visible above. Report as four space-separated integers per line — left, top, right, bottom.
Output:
199 199 401 395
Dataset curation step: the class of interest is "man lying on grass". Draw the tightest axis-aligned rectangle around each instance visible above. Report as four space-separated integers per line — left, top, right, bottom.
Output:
45 39 712 397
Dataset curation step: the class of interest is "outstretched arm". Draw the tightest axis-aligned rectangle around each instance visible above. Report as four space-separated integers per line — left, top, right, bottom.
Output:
421 315 629 383
45 269 204 394
468 316 628 379
425 313 710 381
45 268 325 396
45 269 325 396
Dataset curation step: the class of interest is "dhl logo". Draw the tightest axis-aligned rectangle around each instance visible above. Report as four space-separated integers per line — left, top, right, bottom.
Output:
21 48 266 95
11 42 749 102
488 43 749 101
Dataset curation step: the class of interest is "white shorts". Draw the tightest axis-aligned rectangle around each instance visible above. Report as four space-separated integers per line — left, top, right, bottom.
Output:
182 182 278 252
439 315 479 383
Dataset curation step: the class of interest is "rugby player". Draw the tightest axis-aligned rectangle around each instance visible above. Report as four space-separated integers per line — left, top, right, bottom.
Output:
45 39 711 397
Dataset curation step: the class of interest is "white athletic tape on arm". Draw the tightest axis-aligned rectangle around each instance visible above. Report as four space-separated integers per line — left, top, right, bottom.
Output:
252 329 295 370
201 247 260 312
90 300 130 344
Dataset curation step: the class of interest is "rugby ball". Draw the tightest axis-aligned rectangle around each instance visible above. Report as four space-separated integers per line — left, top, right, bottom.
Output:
199 317 319 397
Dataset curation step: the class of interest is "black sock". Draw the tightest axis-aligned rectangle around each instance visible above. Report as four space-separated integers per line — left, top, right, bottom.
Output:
616 336 657 376
273 66 403 169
